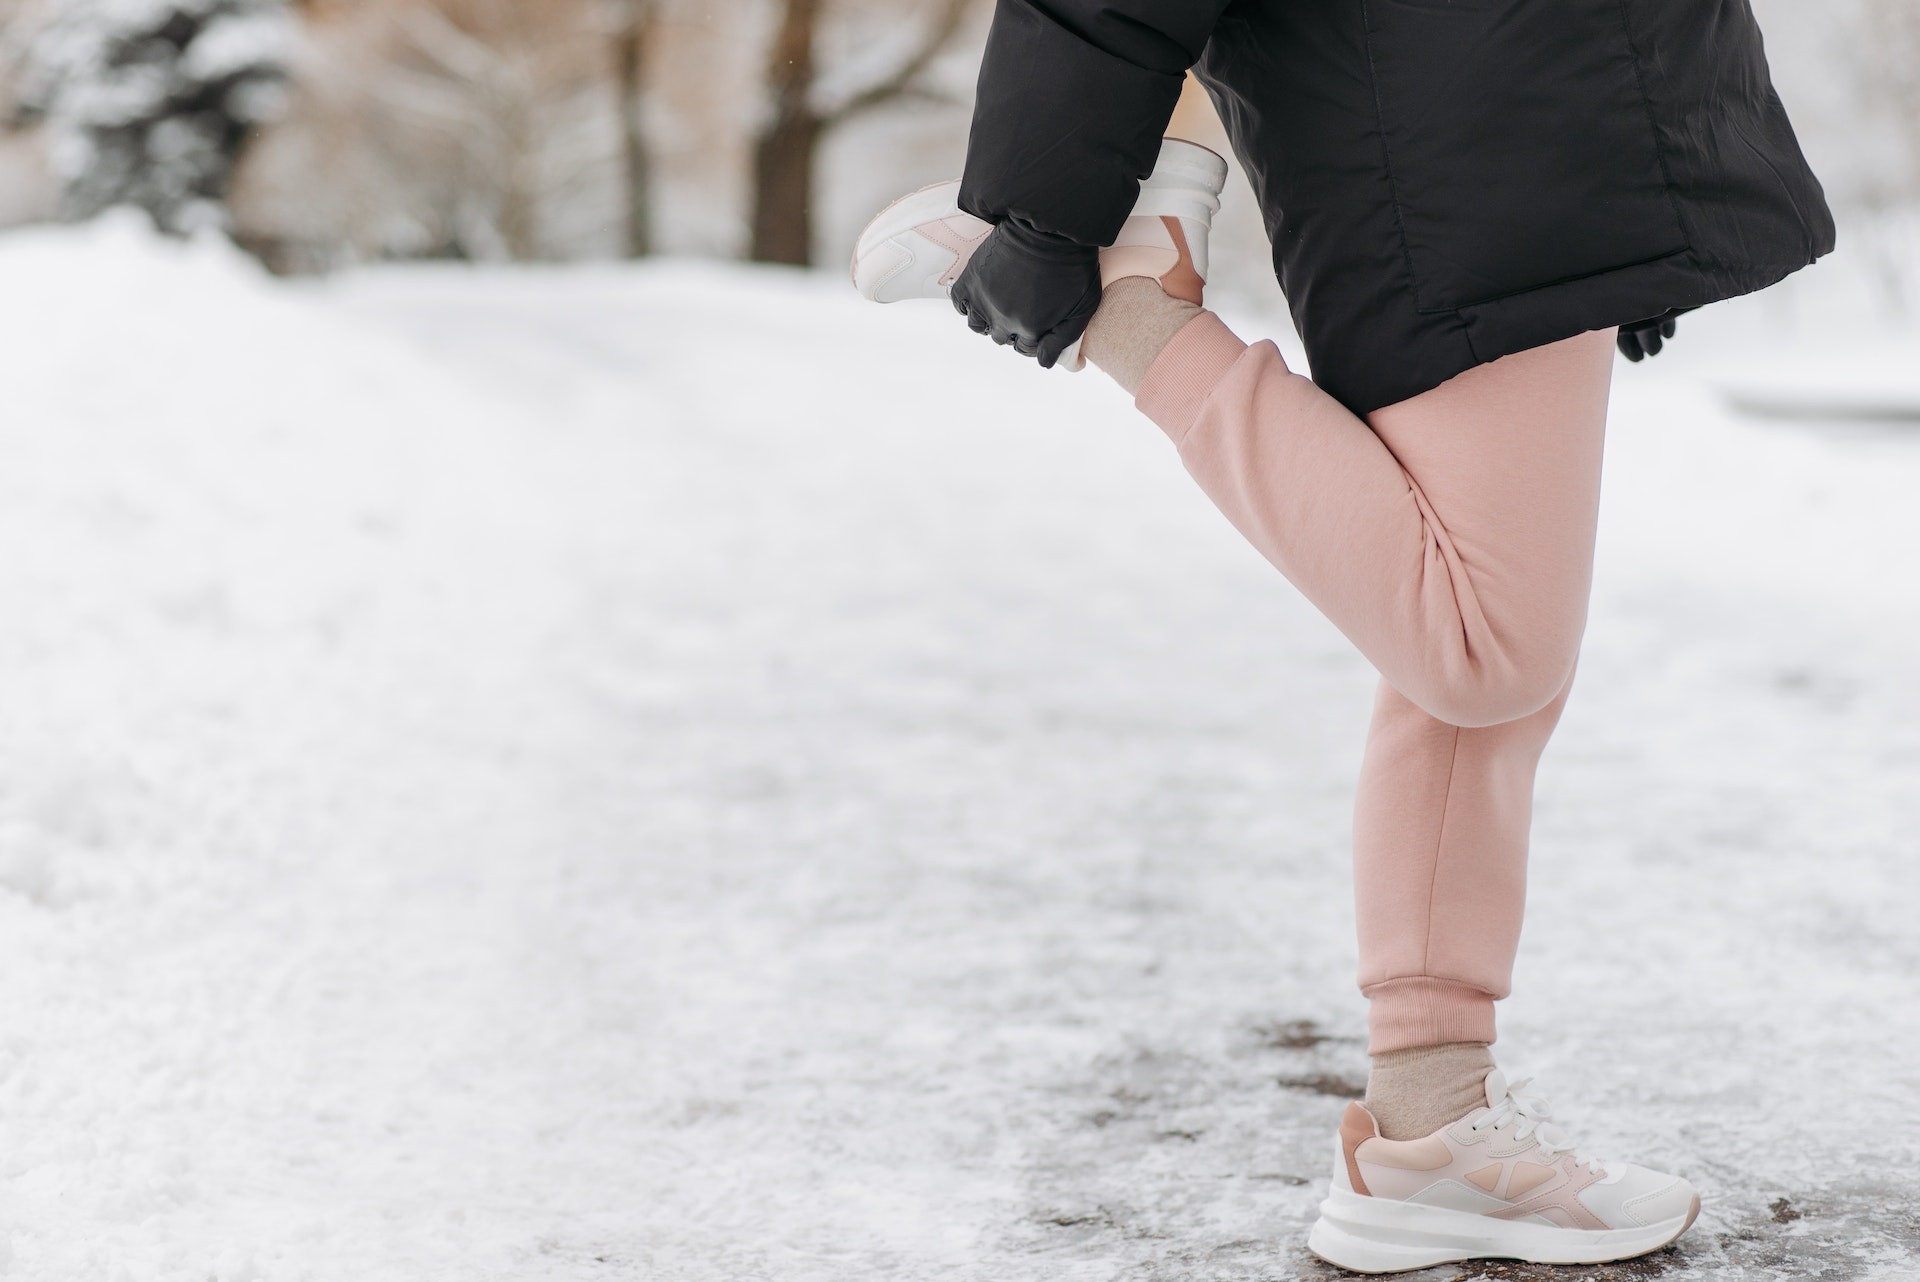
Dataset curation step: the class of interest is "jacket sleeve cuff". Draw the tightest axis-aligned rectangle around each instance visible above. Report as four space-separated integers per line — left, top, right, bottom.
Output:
958 0 1186 247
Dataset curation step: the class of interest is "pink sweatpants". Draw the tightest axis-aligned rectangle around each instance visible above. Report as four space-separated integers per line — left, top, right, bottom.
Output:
1133 314 1616 1054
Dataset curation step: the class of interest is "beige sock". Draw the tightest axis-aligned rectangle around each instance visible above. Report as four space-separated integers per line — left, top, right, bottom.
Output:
1082 276 1204 396
1365 1042 1497 1141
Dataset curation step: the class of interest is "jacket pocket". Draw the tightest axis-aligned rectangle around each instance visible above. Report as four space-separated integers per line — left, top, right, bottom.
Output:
1361 0 1689 314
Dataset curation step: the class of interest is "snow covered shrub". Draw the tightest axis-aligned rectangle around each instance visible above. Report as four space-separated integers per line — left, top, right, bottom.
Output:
12 0 294 233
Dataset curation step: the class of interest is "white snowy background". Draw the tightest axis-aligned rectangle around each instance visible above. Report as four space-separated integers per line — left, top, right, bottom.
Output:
0 217 1915 1281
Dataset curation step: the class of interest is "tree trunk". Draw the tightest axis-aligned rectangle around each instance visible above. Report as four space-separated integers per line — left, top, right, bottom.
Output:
615 0 655 258
496 88 540 260
748 0 822 265
747 0 972 266
750 109 821 265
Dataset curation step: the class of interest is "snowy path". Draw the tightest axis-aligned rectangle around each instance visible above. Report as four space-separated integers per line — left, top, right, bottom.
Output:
0 222 1915 1281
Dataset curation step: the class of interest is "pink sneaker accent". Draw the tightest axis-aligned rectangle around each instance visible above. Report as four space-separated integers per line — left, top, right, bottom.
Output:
923 216 992 287
1310 1070 1702 1273
849 138 1228 371
1099 216 1206 304
848 181 986 304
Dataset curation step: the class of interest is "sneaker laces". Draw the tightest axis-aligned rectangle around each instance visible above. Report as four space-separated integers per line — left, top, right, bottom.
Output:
1468 1076 1609 1174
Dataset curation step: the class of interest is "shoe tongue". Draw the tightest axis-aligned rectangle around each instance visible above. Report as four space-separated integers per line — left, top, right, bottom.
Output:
1482 1069 1508 1108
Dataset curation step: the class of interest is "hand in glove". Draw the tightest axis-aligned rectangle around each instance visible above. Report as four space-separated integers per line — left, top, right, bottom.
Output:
950 217 1103 369
1617 308 1695 362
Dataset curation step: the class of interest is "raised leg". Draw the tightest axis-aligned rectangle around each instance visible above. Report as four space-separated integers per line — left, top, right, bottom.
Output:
1127 313 1613 729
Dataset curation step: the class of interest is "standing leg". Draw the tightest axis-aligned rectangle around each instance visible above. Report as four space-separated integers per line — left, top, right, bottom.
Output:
1353 665 1576 1046
1086 286 1612 1123
1342 343 1610 1061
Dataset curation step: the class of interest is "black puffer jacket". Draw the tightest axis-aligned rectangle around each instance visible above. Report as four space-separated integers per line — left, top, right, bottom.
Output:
958 0 1835 414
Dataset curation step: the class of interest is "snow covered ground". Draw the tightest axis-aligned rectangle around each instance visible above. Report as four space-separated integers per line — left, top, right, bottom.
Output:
0 218 1915 1281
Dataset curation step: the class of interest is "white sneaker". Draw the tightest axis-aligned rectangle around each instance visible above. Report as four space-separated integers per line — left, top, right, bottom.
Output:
849 137 1228 370
1307 1070 1702 1273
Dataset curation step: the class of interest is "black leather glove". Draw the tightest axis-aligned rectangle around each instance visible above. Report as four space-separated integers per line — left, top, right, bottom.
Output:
1617 308 1695 362
950 217 1103 369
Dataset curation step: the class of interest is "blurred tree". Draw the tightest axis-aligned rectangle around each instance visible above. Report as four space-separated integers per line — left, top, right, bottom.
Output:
388 0 584 259
611 0 659 257
333 0 609 261
223 0 662 268
749 0 973 266
11 0 294 233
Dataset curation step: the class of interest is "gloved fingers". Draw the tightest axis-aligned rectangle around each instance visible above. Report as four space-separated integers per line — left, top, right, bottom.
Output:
1618 313 1681 363
949 220 1102 366
1034 294 1102 370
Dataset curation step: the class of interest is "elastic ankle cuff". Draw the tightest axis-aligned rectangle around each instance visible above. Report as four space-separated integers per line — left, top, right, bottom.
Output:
1134 311 1248 443
1364 976 1498 1054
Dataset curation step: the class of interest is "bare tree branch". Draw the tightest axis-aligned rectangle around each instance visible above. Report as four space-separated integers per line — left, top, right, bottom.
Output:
822 0 971 126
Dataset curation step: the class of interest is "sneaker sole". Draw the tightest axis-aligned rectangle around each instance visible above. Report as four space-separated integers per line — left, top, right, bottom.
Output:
1306 1185 1702 1274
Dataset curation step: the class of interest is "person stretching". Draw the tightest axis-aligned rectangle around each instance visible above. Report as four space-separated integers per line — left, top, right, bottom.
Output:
853 0 1832 1270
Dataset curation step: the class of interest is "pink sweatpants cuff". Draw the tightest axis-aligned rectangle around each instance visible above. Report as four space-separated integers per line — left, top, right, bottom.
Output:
1364 976 1499 1054
1135 311 1253 442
